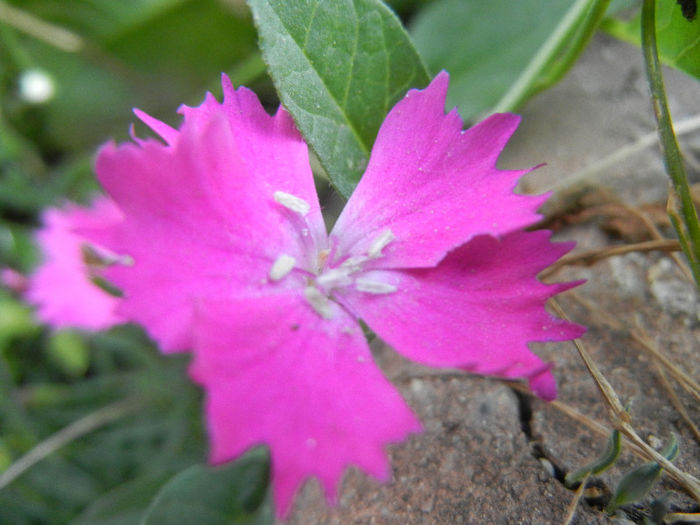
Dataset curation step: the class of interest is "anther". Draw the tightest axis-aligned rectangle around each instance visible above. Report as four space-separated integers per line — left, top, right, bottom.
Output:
316 268 353 289
340 254 368 271
274 191 311 216
304 286 335 319
368 229 395 258
269 254 296 281
355 277 397 294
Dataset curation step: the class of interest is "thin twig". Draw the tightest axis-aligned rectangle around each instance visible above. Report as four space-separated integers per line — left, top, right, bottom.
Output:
0 397 143 490
630 329 700 403
562 472 590 525
550 300 700 502
566 291 700 402
541 239 680 278
654 363 700 444
543 114 700 216
623 204 693 281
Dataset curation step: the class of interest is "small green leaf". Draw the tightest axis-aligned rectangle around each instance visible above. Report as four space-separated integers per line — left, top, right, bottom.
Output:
603 1 700 80
565 429 621 487
0 296 37 345
410 0 572 121
248 0 430 197
606 434 679 514
47 330 90 377
141 448 272 525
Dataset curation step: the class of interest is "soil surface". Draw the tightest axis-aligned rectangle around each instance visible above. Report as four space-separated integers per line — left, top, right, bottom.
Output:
286 34 700 524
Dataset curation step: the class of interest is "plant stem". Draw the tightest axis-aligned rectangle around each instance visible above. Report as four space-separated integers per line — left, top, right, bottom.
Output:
0 0 83 52
641 0 700 286
493 0 611 113
0 397 143 489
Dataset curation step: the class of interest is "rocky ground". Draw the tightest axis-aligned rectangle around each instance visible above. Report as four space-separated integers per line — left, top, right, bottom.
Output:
286 34 700 524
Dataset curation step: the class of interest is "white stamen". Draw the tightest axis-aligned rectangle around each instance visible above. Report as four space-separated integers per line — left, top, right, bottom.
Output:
304 286 335 319
355 277 397 294
316 268 352 289
368 229 395 258
269 254 296 281
340 254 369 270
274 191 310 215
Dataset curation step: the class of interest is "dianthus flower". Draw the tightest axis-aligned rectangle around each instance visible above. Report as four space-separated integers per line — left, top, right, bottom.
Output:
25 197 123 330
82 72 584 517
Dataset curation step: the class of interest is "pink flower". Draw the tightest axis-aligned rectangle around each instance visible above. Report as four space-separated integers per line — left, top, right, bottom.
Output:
25 197 124 331
86 72 584 517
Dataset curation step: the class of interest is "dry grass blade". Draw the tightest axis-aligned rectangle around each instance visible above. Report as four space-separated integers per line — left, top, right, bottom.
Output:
623 204 693 281
562 472 589 525
541 239 680 278
654 363 700 444
566 291 700 402
630 327 700 403
542 114 700 217
550 300 700 502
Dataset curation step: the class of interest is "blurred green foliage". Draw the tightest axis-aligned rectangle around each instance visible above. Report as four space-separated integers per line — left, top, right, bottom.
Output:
0 1 268 522
410 0 572 121
603 0 700 82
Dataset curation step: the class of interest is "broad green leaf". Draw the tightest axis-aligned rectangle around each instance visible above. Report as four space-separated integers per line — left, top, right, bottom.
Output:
248 0 430 197
602 1 700 81
410 0 573 122
71 472 174 525
141 448 272 525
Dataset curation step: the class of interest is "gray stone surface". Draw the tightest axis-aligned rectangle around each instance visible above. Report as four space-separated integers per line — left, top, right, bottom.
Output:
286 34 700 524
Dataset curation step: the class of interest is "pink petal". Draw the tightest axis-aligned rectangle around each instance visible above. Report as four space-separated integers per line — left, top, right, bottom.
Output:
133 108 178 145
26 197 123 331
189 293 421 518
86 77 326 352
331 71 546 269
337 230 585 400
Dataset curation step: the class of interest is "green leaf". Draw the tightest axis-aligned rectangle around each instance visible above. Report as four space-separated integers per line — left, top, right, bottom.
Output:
0 295 37 346
565 429 621 487
606 434 679 514
410 0 573 122
603 0 700 81
141 448 272 525
47 330 90 377
248 0 430 197
71 472 174 525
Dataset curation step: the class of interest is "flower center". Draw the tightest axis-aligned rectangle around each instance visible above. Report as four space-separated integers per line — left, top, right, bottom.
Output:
271 190 398 318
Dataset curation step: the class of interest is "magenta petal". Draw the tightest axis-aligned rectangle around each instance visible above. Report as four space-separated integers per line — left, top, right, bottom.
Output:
332 71 547 269
189 293 421 517
133 109 178 145
338 230 585 400
88 77 325 352
26 197 123 331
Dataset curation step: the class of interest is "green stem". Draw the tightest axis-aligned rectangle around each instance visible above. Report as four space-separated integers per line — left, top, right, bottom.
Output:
493 0 611 113
641 0 700 286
